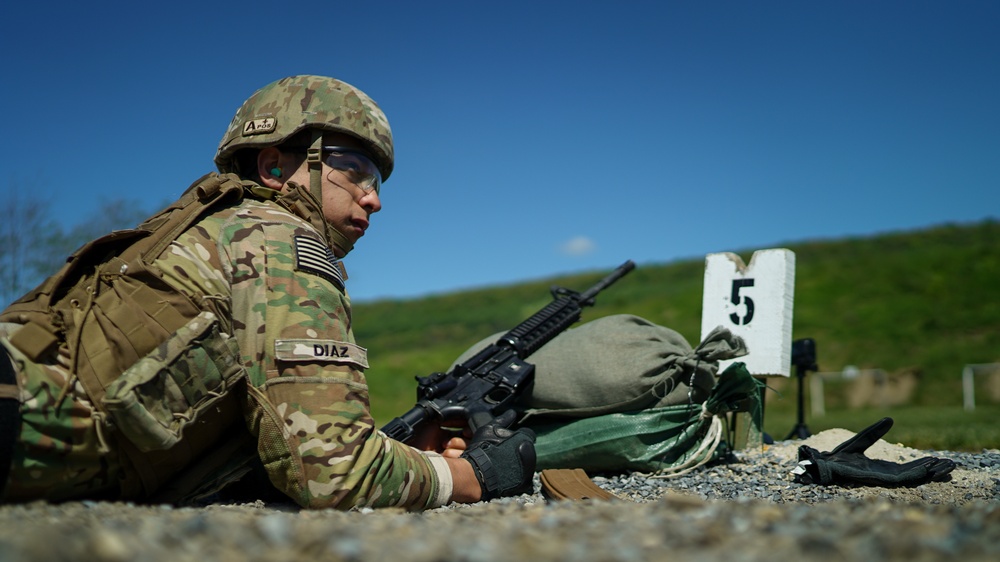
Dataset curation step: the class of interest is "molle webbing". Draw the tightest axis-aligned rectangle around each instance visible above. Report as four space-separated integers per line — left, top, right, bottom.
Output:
0 172 246 402
0 173 248 499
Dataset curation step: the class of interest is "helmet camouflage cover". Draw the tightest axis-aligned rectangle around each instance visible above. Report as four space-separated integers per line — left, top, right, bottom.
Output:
214 75 394 180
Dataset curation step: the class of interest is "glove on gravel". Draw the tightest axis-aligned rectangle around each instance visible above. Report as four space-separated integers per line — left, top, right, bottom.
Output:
461 411 537 500
793 417 956 487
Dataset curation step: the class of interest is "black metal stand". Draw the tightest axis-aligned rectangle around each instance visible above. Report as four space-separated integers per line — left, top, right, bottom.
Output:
756 377 774 444
785 338 818 440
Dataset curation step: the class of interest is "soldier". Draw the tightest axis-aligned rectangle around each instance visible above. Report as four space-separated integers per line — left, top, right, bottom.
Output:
0 75 536 509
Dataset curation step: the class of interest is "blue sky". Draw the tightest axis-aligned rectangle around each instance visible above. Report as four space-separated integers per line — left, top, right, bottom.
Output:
3 1 997 302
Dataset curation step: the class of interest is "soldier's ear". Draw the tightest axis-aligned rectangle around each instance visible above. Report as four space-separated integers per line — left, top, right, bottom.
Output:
257 147 285 189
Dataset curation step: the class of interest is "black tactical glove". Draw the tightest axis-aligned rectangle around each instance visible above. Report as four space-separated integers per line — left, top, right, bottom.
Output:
793 417 956 487
461 411 537 500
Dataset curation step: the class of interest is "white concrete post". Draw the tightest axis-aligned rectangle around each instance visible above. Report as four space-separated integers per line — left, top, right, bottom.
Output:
963 365 976 411
810 375 826 417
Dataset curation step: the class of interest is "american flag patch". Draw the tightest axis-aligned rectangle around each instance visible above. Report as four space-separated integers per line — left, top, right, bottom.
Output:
294 235 345 290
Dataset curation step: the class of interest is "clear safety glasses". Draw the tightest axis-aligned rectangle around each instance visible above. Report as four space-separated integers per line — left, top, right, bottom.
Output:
321 146 382 195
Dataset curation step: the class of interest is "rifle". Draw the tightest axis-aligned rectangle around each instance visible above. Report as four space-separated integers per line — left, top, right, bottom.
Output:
381 260 636 443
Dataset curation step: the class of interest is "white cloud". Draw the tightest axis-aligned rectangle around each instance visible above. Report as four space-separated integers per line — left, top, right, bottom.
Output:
559 236 597 256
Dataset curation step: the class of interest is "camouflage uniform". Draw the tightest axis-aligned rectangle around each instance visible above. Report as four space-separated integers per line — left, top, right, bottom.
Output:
0 185 452 509
0 76 453 510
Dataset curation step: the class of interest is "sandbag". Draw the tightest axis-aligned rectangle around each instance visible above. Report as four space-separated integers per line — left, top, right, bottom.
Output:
529 362 765 474
451 314 748 420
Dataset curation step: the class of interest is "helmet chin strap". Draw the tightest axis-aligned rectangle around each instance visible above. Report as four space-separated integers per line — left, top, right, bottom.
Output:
299 129 355 257
273 182 356 257
325 221 356 258
307 130 325 208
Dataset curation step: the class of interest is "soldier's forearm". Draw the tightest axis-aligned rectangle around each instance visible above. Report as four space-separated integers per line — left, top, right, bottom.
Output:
445 457 482 503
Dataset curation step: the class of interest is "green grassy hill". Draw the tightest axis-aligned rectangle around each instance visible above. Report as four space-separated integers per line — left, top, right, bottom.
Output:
355 219 1000 435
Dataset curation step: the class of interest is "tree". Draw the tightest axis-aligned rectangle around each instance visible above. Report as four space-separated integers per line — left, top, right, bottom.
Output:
1 178 156 307
0 180 52 305
32 198 155 278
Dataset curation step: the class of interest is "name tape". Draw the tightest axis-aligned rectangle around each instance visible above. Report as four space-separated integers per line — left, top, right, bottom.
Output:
275 339 369 369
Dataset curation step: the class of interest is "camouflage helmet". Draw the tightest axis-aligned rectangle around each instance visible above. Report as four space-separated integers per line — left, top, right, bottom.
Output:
214 75 394 180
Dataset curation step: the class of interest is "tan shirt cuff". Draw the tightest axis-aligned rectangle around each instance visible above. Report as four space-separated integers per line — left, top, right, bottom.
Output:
423 452 454 507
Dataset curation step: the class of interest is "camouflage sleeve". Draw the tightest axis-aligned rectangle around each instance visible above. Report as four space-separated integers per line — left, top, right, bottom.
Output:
166 202 451 510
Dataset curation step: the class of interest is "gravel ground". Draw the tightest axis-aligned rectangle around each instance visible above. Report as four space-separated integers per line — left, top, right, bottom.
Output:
1 429 998 562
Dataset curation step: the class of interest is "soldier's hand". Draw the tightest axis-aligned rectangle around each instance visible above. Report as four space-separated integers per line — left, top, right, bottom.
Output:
460 411 536 500
440 436 468 458
410 422 470 457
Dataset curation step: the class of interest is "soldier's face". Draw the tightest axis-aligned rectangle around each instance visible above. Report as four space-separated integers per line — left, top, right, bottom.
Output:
284 133 383 256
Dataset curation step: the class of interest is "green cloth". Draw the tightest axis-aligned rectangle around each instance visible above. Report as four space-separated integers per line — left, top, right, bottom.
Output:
529 362 765 473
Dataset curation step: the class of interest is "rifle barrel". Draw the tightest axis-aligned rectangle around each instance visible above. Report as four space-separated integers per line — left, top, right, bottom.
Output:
579 260 636 302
